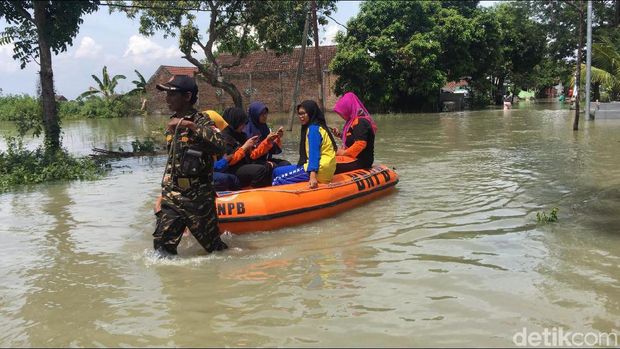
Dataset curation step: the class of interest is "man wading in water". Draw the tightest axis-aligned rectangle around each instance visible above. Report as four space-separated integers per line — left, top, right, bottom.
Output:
153 75 228 256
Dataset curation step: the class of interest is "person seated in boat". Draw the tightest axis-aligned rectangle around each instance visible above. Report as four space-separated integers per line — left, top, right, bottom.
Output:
202 110 242 191
331 92 377 174
217 107 279 188
272 100 337 189
245 101 291 169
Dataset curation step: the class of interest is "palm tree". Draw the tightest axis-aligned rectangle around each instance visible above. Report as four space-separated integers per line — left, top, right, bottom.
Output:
575 37 620 101
590 38 620 101
79 66 126 100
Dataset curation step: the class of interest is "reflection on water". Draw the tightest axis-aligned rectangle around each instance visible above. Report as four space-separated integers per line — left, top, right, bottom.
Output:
1 101 619 346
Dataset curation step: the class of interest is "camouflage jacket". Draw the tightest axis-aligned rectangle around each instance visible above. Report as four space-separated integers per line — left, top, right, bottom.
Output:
162 109 225 193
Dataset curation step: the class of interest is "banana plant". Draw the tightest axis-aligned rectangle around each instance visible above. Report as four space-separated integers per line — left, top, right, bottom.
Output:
128 69 147 95
79 66 126 100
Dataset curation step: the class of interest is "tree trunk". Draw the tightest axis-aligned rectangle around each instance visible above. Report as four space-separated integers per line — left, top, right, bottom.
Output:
311 0 324 111
34 1 61 151
573 3 584 131
196 66 244 109
615 0 620 27
211 77 243 109
494 76 505 105
287 6 310 131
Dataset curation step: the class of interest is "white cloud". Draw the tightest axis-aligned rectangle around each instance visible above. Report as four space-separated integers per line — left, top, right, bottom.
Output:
0 44 20 73
74 36 103 59
123 35 182 65
480 1 499 7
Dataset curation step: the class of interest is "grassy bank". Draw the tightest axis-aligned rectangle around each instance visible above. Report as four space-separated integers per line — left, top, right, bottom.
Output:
0 94 144 122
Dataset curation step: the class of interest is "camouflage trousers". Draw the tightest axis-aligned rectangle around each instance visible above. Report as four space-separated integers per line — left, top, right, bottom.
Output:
153 188 227 254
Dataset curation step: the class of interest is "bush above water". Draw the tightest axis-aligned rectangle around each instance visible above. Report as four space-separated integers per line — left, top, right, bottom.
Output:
537 207 559 224
0 136 107 193
131 138 156 153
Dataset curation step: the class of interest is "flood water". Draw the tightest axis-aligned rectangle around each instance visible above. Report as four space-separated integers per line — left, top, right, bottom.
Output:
1 100 619 347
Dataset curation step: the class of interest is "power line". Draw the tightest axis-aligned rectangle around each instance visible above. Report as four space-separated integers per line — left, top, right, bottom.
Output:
324 13 348 30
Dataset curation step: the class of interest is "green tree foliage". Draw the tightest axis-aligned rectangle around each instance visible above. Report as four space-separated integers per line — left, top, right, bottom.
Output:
112 0 336 109
528 1 583 63
0 1 99 150
525 1 618 87
575 38 620 101
331 1 501 111
440 0 479 18
79 66 126 100
486 2 545 102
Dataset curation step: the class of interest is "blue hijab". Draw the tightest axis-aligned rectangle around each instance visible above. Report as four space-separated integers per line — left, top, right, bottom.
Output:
245 101 270 140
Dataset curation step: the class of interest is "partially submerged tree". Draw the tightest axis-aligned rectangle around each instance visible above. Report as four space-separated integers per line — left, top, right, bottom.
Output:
79 66 126 100
0 1 99 150
112 0 336 109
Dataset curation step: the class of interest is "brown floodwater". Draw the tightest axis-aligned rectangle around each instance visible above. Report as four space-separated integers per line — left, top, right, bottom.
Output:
0 100 618 347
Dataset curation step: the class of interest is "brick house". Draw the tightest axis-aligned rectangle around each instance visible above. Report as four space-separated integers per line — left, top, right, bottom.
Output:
145 45 338 114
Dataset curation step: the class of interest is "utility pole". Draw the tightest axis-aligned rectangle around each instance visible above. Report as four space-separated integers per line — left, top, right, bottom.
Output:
287 3 311 131
311 0 324 112
573 1 585 131
585 0 593 119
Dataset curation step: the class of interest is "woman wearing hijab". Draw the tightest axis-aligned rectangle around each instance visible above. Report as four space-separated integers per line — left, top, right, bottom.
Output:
199 110 242 191
245 101 291 168
272 100 337 189
217 107 272 188
332 92 377 173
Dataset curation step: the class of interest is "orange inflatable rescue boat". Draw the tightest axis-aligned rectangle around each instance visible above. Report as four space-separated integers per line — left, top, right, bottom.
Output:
216 165 398 234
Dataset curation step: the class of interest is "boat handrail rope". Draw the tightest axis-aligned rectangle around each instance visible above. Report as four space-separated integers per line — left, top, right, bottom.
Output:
216 166 393 197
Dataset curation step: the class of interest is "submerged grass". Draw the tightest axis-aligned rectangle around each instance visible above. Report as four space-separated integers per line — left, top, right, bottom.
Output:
537 207 559 224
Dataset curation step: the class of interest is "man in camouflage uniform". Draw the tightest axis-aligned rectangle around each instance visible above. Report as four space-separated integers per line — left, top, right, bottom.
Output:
153 75 228 256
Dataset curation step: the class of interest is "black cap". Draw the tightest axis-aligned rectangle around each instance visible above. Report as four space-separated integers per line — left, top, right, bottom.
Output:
156 75 198 94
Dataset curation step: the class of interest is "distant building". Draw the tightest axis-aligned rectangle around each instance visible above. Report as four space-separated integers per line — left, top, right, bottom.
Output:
55 95 68 102
440 79 469 111
145 45 339 114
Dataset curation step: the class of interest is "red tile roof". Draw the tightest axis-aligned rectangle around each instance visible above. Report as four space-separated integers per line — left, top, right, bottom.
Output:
162 66 199 76
216 45 337 74
442 80 469 92
160 45 337 76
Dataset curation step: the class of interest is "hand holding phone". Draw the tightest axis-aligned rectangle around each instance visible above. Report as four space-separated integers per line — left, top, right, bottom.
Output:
331 127 342 138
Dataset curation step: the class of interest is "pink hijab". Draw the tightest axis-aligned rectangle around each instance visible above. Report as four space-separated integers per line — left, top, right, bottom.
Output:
333 92 377 145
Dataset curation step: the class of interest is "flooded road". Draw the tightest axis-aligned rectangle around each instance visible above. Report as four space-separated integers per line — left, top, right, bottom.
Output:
1 100 619 346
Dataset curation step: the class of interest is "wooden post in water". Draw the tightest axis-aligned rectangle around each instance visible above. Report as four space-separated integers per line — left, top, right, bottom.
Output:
287 3 310 131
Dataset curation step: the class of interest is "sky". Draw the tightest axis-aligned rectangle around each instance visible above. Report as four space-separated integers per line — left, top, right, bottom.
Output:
0 1 497 100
